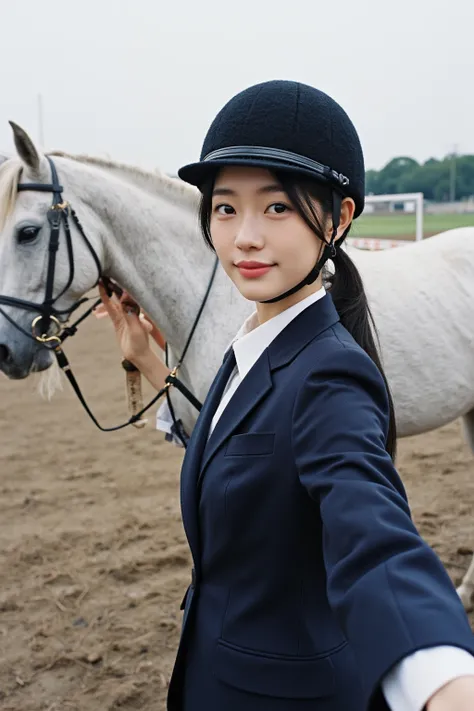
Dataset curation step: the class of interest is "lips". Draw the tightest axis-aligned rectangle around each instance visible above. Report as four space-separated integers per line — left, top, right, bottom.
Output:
235 261 274 279
236 261 272 269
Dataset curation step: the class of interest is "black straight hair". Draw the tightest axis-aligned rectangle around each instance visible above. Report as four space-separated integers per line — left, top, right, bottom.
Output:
199 171 397 460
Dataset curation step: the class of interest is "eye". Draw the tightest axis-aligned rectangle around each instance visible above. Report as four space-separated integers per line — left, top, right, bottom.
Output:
16 225 41 244
266 203 291 215
214 204 235 216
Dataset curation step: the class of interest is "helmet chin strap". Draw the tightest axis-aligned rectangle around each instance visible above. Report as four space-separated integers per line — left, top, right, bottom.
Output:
260 191 342 305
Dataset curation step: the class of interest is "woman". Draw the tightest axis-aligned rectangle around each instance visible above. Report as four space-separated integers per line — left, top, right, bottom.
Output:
100 81 474 710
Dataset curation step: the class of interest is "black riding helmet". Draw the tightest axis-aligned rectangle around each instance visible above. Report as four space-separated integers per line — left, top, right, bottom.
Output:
178 80 365 304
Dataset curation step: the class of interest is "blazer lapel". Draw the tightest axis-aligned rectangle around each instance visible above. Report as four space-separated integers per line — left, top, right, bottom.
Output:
267 293 340 371
180 349 237 572
199 348 273 478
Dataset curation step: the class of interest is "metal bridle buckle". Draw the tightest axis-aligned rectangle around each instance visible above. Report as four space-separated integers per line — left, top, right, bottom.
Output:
165 365 180 389
31 314 62 347
51 200 69 211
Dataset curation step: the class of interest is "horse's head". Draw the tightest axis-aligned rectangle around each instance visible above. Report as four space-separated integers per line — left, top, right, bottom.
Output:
0 123 104 379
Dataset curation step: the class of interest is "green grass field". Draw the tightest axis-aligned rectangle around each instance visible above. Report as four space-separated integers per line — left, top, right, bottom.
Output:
354 212 474 239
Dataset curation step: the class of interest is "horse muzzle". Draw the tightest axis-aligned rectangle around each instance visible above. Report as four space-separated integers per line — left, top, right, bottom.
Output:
0 321 53 379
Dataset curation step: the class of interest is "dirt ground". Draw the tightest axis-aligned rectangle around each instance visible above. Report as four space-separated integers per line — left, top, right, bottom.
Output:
1 315 473 710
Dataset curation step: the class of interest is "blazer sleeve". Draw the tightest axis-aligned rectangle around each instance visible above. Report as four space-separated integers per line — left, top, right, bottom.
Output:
291 344 474 707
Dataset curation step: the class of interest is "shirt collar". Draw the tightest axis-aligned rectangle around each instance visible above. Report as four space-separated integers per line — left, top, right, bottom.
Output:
231 287 326 380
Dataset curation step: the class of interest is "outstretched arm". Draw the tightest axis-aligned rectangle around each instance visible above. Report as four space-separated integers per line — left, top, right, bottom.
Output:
292 346 474 709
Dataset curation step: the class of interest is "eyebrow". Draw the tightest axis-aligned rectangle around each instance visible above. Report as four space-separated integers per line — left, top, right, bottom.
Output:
212 183 284 197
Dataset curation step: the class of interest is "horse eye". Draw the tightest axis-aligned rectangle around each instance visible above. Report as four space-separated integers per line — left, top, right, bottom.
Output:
17 226 41 244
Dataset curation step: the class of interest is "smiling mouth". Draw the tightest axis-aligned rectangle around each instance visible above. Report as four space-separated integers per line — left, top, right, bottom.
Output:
235 261 275 279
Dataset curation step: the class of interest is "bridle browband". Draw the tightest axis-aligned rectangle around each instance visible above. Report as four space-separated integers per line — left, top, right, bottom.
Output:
0 156 217 437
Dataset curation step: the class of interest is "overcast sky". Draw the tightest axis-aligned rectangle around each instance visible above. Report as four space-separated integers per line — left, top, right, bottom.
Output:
1 0 473 174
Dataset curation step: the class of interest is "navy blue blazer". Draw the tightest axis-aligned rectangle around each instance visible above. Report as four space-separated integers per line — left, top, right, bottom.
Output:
167 294 474 711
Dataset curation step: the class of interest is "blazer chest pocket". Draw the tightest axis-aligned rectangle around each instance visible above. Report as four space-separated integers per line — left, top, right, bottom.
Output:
225 433 275 457
213 639 335 699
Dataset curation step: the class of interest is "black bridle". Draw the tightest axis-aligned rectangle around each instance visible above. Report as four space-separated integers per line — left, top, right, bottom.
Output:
0 156 102 344
0 156 217 437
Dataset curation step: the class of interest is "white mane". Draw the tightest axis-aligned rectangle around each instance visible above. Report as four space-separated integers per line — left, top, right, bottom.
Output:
0 152 200 232
0 159 22 230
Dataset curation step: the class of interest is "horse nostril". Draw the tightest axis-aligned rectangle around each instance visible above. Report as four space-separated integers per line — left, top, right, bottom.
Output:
0 344 12 364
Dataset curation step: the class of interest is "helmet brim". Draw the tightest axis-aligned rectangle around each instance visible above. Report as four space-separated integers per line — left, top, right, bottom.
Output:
178 158 361 217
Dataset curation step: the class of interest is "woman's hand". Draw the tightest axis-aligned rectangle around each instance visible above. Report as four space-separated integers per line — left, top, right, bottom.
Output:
96 283 171 393
427 675 474 710
97 283 154 366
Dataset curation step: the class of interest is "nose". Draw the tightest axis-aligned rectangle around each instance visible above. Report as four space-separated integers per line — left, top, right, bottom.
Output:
234 216 264 250
0 343 12 365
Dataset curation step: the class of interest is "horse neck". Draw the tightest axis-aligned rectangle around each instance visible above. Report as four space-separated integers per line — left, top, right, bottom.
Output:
59 157 213 353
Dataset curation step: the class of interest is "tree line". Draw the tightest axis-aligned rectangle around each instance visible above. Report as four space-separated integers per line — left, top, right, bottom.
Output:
366 154 474 202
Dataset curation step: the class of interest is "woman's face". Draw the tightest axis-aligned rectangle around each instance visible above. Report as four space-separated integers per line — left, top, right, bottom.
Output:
210 167 327 312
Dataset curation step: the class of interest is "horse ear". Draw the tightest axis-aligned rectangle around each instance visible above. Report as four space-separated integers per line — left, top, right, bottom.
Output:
9 121 41 174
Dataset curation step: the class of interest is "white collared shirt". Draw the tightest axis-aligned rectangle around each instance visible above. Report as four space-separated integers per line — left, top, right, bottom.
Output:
156 287 474 710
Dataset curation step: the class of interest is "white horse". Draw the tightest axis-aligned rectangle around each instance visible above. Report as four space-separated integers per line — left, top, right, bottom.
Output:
1 123 474 606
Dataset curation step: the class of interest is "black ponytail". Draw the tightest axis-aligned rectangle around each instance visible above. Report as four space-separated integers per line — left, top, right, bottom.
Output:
199 171 397 459
327 244 397 459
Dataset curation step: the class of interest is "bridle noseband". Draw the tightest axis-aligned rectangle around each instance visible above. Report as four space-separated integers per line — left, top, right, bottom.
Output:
0 156 217 438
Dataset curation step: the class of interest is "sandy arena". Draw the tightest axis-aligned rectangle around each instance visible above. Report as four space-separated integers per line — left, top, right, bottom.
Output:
1 315 473 710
